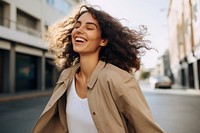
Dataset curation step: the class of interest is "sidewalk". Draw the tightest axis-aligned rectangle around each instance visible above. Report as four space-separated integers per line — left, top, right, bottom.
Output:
142 83 200 96
0 90 52 103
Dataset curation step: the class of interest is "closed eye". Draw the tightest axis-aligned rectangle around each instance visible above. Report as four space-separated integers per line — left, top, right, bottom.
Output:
73 22 81 29
86 26 94 30
73 21 97 30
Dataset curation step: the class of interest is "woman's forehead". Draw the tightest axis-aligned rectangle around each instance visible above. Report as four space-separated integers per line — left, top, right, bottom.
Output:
78 12 94 20
77 12 99 25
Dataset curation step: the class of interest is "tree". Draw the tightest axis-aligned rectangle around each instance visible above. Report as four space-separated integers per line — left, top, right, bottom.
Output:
140 71 150 80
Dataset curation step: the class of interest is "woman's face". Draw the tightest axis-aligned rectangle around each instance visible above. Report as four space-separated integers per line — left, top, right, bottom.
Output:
71 12 107 56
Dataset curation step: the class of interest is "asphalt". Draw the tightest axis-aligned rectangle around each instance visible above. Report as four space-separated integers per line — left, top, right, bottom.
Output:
0 90 52 103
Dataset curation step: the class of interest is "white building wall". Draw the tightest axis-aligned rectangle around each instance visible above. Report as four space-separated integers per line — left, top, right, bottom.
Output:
168 0 181 84
168 0 200 90
192 0 200 47
0 0 81 93
1 0 73 50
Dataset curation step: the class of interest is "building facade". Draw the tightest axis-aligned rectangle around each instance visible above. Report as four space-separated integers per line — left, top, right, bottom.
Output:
0 0 81 93
168 0 200 90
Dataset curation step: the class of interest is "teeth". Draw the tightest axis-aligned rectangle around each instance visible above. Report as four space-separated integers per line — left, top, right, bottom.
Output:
75 37 85 42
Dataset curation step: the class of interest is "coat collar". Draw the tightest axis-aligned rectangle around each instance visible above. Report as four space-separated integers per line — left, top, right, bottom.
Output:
57 60 106 89
56 63 79 85
87 60 106 89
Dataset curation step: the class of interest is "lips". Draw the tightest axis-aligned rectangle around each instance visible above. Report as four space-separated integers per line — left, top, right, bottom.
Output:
74 36 87 43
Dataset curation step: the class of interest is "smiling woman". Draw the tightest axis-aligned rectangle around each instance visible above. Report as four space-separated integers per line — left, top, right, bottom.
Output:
32 4 165 133
71 12 106 57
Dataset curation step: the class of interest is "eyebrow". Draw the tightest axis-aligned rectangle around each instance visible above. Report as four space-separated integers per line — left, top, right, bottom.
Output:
76 21 98 29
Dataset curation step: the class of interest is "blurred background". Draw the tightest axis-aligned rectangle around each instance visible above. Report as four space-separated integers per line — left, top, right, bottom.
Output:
0 0 200 133
1 0 200 93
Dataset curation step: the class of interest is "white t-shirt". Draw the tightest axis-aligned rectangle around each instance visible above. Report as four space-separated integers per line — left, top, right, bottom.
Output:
66 78 98 133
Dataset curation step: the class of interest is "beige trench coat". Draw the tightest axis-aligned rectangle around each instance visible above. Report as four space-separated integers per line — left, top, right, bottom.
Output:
32 60 165 133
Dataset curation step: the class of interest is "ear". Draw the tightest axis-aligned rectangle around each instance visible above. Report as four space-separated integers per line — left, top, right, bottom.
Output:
100 39 108 47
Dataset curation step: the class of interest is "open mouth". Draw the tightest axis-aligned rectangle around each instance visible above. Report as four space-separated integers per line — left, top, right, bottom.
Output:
75 37 87 43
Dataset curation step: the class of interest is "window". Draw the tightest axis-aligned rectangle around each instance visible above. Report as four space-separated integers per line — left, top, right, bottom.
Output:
17 9 37 29
0 1 10 27
0 2 3 25
46 0 55 5
46 0 71 14
185 19 189 34
17 9 41 37
193 1 198 22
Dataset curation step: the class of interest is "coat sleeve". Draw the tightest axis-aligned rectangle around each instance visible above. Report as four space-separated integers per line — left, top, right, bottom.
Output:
107 71 165 133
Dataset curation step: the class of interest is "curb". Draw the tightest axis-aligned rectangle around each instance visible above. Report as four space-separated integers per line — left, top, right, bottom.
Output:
0 90 52 103
142 88 200 96
139 81 200 96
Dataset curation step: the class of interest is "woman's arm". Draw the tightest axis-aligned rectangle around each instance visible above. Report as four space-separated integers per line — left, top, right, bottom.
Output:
107 70 165 133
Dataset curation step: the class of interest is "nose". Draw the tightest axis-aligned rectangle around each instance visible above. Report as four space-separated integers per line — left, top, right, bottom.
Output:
75 26 84 34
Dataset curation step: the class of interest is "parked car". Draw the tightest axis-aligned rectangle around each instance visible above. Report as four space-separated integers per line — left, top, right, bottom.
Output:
149 75 172 89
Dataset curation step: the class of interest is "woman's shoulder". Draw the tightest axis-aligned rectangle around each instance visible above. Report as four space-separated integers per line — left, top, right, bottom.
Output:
98 63 139 90
61 65 76 73
60 66 75 76
57 64 79 82
100 63 134 80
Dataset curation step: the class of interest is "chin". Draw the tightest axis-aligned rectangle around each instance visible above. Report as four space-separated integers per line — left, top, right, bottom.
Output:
73 48 83 54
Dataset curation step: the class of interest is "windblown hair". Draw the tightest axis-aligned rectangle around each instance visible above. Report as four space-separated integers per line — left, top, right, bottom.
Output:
45 4 151 73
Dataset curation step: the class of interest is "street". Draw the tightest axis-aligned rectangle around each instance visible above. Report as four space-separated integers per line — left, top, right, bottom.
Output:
140 82 200 133
0 96 49 133
145 92 200 133
0 83 200 133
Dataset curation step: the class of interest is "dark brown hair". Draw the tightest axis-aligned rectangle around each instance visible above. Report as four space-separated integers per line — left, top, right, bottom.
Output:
45 4 151 73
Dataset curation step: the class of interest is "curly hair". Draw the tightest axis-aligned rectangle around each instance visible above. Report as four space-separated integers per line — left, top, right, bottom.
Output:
44 4 151 73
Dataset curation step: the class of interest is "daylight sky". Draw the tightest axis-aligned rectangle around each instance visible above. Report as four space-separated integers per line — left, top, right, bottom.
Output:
86 0 170 69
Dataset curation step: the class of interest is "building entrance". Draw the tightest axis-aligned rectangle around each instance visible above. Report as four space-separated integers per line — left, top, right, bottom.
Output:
15 53 38 91
188 63 195 89
198 60 200 90
0 50 3 93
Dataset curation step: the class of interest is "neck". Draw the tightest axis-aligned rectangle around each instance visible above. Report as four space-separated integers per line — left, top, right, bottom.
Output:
78 55 99 81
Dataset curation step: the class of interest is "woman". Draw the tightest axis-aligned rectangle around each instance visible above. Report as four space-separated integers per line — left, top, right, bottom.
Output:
32 4 165 133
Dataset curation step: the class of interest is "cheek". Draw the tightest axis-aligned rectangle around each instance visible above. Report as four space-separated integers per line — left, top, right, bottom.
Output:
71 29 75 37
71 30 75 43
89 32 101 40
